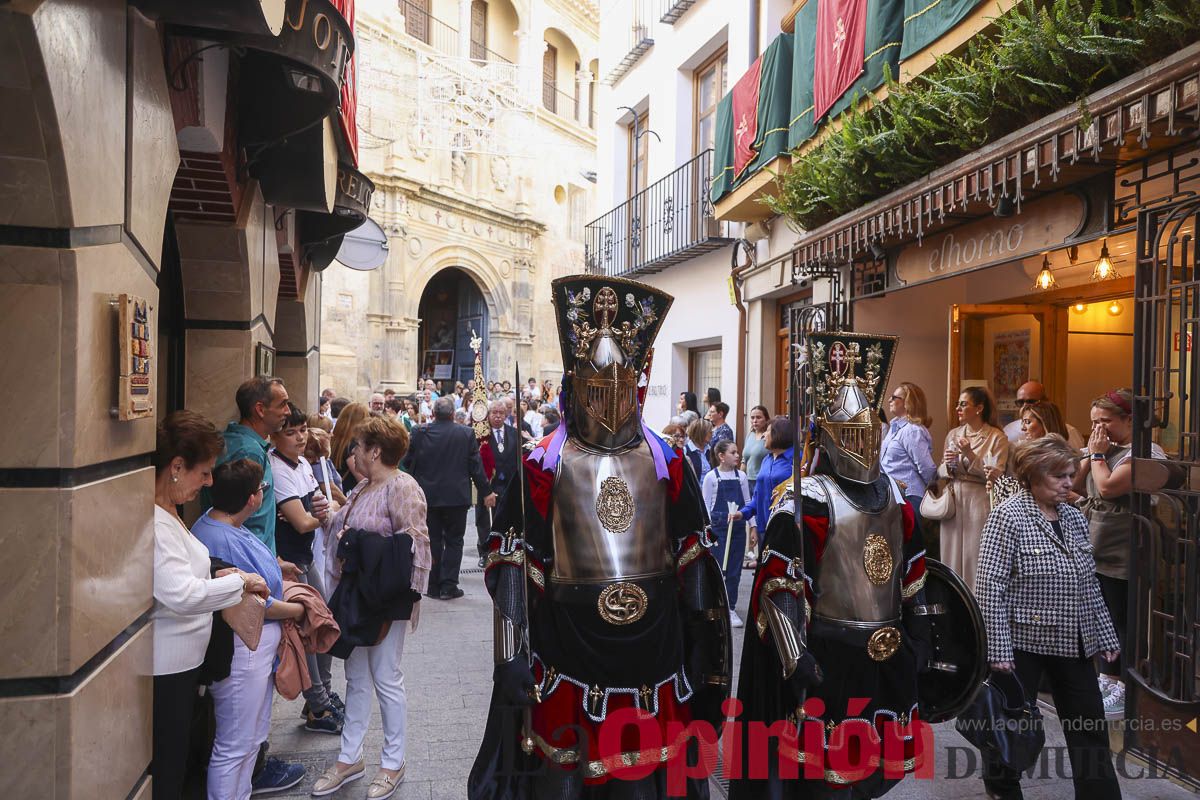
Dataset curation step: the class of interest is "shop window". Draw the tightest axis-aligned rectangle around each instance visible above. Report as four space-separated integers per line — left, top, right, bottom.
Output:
694 47 728 156
689 345 722 400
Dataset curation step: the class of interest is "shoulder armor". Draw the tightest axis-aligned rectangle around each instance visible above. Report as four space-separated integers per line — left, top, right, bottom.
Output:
798 476 830 504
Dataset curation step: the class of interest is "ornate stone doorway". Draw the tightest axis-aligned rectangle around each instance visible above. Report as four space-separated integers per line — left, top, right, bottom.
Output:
417 267 490 386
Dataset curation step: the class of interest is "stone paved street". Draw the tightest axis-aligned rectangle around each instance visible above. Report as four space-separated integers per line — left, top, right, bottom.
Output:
264 555 1195 800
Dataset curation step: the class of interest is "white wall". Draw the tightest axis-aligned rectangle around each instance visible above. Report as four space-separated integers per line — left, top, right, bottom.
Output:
638 247 740 430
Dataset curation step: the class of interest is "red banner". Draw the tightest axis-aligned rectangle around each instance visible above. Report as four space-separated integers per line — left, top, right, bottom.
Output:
732 56 763 177
331 0 359 166
813 0 867 120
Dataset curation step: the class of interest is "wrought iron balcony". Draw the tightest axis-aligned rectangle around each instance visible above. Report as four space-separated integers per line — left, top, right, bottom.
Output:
603 0 655 85
584 149 734 278
659 0 698 24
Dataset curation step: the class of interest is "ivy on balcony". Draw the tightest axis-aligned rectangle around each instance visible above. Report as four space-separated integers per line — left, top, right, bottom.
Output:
766 0 1200 231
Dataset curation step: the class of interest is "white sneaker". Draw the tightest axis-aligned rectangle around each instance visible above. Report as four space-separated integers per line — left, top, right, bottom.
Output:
1103 682 1125 719
729 610 744 628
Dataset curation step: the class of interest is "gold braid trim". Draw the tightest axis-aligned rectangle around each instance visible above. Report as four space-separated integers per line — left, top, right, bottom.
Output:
676 540 705 571
777 744 921 783
527 732 680 778
901 571 927 599
485 548 525 569
761 576 805 597
528 561 545 589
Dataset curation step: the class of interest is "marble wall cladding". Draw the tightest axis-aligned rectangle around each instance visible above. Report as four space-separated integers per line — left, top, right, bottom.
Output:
126 9 179 268
62 242 159 469
276 352 319 409
0 467 153 679
185 327 255 427
28 0 127 228
275 296 314 352
0 246 62 469
0 625 152 800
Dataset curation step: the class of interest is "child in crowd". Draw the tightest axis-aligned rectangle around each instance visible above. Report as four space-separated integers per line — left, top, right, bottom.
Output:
193 460 306 799
269 403 344 734
701 440 752 628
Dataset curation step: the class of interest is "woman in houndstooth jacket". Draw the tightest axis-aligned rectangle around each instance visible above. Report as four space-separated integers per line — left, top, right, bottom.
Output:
975 435 1121 800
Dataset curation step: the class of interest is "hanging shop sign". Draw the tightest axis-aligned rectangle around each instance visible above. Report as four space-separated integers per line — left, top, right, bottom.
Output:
131 0 287 37
298 161 376 270
895 192 1087 287
117 294 155 421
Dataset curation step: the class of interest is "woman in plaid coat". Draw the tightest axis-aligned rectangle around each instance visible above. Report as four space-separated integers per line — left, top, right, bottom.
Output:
975 435 1121 799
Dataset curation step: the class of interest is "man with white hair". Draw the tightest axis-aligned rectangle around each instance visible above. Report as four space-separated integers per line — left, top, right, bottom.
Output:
474 400 519 567
368 392 385 415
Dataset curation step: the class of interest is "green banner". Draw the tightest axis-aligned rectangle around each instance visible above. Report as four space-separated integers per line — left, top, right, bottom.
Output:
710 32 794 204
788 0 819 150
901 0 986 59
827 0 904 120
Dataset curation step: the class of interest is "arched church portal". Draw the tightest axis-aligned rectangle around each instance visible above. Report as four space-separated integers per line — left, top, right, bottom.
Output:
417 268 489 386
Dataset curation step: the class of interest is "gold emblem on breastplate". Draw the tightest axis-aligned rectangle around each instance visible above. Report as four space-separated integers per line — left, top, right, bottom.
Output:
596 476 635 533
862 534 894 585
598 582 648 625
867 626 902 661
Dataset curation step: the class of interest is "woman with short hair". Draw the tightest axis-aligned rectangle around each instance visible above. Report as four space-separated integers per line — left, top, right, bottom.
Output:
938 386 1009 592
881 382 937 520
151 411 268 800
313 416 431 799
736 416 795 547
684 417 714 480
976 435 1121 800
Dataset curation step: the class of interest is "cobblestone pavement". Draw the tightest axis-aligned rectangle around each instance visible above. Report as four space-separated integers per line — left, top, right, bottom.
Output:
264 554 1195 799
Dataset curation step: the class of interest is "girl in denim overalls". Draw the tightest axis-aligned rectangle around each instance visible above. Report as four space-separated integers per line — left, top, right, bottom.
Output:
702 440 752 628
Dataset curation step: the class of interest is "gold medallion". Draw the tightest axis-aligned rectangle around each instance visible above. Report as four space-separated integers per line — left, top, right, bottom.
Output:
862 534 894 585
596 475 635 533
867 626 902 661
597 582 648 625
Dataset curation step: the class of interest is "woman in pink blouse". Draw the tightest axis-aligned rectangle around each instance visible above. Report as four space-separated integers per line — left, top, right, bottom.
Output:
313 416 431 800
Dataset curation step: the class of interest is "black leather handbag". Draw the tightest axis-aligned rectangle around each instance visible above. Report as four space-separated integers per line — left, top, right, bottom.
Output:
955 669 1045 772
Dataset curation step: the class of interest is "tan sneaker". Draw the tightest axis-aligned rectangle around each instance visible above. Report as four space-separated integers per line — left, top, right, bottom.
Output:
310 759 364 796
366 764 406 799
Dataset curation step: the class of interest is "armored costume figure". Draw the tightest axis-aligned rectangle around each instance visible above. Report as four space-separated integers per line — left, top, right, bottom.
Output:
469 276 732 800
729 331 985 800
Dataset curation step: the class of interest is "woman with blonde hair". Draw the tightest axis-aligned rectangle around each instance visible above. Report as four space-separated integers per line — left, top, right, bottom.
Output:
937 385 1009 592
881 382 937 521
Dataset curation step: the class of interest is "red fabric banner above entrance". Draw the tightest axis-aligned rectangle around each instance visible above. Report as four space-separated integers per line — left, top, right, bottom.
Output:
733 56 763 177
814 0 868 120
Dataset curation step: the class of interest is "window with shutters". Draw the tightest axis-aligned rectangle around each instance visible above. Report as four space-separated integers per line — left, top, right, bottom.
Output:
542 43 558 113
470 0 487 61
402 0 431 45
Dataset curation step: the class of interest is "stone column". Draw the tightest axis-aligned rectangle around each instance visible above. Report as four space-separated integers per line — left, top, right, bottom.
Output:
576 68 593 127
457 0 473 57
515 29 547 105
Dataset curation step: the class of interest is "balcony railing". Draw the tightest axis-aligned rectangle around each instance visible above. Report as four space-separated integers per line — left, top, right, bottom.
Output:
400 0 513 64
659 0 698 24
603 0 655 85
542 82 595 129
584 149 733 278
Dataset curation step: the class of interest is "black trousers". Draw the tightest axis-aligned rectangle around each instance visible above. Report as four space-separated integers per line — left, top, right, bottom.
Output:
982 650 1120 800
476 503 492 558
152 667 200 800
428 504 468 593
1096 574 1127 677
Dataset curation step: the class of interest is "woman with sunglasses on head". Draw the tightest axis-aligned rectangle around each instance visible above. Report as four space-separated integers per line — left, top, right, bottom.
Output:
938 386 1009 593
881 382 938 527
1071 388 1166 718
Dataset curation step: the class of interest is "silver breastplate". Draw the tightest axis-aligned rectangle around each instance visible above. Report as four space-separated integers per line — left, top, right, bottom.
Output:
811 475 905 623
550 438 672 584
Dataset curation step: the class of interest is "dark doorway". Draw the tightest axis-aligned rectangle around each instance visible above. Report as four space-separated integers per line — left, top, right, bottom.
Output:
156 213 186 414
417 268 488 387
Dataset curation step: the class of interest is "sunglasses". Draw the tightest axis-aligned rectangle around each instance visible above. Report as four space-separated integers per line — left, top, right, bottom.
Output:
257 482 269 494
1016 398 1040 405
889 394 905 401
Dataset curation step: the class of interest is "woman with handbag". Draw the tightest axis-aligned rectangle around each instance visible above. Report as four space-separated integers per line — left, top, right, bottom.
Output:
312 416 432 800
976 436 1121 800
936 386 1009 592
881 382 937 525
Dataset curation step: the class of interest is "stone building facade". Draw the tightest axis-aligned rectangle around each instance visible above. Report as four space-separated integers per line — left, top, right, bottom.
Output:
320 0 598 396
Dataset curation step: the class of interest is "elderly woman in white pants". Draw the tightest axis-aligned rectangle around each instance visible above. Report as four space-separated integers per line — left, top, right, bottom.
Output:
313 417 431 800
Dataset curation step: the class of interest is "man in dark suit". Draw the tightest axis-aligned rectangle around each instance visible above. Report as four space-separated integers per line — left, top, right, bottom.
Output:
475 400 520 567
403 397 495 599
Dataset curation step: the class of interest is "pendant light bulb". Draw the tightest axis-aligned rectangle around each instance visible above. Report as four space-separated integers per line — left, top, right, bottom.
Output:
1072 302 1088 314
1091 241 1120 282
1034 255 1056 291
1107 300 1123 317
